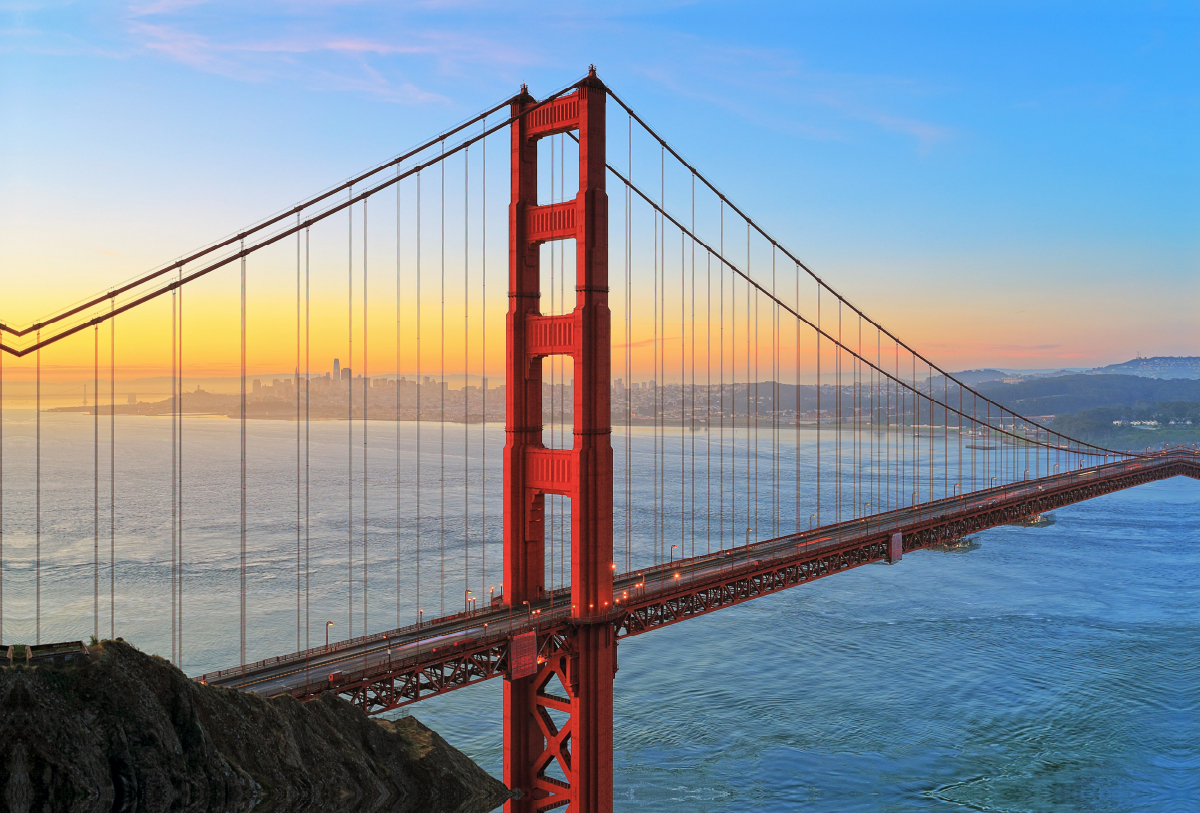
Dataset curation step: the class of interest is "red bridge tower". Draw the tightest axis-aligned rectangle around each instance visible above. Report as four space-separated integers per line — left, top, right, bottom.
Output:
504 69 614 812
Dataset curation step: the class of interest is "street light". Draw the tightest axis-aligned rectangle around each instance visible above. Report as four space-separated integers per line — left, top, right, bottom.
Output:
465 589 473 614
671 545 678 562
325 621 333 652
809 513 816 530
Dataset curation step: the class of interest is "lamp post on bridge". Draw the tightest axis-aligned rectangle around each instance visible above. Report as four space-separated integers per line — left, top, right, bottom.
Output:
325 621 333 652
809 513 816 530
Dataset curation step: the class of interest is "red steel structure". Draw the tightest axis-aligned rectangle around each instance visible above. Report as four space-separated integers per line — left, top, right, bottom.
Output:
504 68 614 812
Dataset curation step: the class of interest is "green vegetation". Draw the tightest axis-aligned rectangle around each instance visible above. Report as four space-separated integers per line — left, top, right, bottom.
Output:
977 374 1200 416
1053 401 1200 451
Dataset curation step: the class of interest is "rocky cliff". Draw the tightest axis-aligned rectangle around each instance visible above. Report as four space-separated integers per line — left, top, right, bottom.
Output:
0 639 510 813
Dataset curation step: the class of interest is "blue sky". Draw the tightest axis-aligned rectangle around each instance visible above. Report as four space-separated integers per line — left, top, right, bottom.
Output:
2 0 1197 371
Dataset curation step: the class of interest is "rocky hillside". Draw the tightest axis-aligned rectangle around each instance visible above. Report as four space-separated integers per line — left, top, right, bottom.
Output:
0 639 510 813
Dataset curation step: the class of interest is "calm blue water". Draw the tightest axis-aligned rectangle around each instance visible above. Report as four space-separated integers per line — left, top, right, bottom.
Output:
2 411 1196 811
410 477 1199 813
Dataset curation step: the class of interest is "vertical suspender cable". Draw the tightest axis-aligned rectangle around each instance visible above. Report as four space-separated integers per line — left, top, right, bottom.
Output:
730 217 737 548
364 197 369 636
172 287 178 665
719 205 725 549
730 213 737 547
680 231 685 560
652 150 659 566
909 352 914 502
36 334 40 645
816 285 820 526
774 252 780 534
795 263 800 532
625 115 632 571
897 341 902 510
240 242 247 669
857 317 861 516
110 302 115 640
403 165 408 628
706 251 712 555
739 226 748 542
464 147 470 608
348 190 354 636
440 142 446 619
659 147 666 563
929 363 934 501
476 133 486 598
416 172 422 625
0 344 3 642
835 305 840 523
94 326 99 642
296 219 302 650
750 227 757 541
178 278 184 665
690 179 696 558
305 226 311 650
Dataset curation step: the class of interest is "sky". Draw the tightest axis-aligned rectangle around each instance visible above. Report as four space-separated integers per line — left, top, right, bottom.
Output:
1 0 1198 397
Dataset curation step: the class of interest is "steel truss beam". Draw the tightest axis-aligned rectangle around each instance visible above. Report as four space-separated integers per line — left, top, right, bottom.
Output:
302 457 1198 720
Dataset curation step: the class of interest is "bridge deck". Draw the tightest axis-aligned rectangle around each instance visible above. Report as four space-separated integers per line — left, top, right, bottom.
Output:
200 451 1199 714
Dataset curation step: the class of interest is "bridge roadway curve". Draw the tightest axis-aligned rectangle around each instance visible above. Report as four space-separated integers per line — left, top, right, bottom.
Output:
200 449 1199 712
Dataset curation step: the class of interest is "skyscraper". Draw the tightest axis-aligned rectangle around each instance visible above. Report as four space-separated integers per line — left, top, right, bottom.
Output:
333 358 341 379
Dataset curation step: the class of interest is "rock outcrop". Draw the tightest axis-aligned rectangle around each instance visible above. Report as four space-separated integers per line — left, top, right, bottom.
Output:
0 639 510 813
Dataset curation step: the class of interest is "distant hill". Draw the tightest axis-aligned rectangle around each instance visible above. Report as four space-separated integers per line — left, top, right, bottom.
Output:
1088 356 1200 379
974 374 1200 416
945 369 1010 384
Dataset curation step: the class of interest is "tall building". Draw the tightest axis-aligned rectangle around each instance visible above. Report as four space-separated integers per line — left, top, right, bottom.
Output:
333 358 341 379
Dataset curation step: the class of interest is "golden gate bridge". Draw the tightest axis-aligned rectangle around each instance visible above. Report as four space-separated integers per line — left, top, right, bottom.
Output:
1 68 1196 812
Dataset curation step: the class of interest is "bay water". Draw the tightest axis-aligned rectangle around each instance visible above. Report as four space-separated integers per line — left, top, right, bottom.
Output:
1 411 1195 811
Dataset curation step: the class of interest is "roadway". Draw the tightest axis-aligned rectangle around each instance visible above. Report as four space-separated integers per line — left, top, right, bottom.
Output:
202 448 1198 700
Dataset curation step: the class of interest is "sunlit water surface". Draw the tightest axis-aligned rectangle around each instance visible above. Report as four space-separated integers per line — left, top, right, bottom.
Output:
418 477 1199 813
2 412 1196 812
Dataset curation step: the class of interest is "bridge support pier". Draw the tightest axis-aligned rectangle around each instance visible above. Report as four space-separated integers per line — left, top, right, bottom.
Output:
504 70 614 813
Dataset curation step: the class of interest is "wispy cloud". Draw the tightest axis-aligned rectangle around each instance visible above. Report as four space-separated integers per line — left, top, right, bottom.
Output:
629 38 952 152
122 4 538 103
